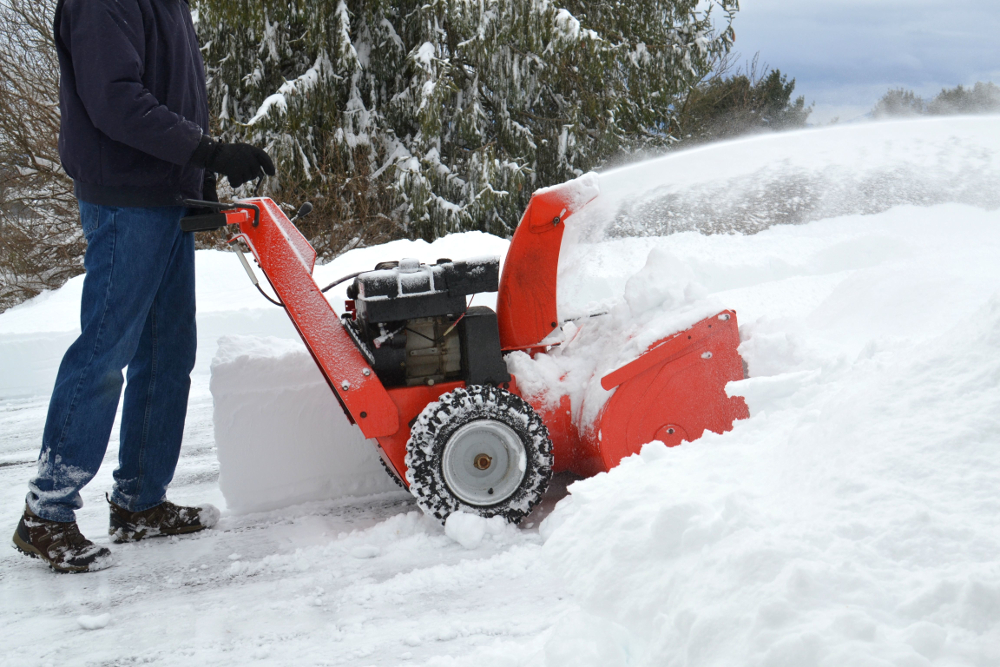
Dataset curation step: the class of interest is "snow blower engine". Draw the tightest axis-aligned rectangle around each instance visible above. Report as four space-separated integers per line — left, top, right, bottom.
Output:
343 258 511 390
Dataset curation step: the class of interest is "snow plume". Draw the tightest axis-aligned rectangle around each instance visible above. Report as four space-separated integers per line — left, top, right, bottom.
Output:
581 116 1000 240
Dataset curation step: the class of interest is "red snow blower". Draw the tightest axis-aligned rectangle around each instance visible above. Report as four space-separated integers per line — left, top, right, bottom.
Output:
181 178 749 523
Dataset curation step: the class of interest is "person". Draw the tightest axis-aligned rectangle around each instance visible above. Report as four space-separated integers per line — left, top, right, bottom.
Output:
10 0 275 573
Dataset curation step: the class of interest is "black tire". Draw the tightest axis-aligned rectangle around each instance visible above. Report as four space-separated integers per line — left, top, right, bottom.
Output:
405 385 553 524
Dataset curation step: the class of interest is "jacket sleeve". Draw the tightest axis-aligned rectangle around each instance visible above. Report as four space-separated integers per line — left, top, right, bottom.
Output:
59 0 204 166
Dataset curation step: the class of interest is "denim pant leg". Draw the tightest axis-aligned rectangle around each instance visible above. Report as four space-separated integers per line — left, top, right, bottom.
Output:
27 203 191 522
112 223 196 512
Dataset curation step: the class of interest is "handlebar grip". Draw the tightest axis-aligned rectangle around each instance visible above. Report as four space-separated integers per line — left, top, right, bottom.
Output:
180 212 229 232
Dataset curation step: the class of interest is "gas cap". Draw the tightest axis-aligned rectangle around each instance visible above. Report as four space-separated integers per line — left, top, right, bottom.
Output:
398 258 420 273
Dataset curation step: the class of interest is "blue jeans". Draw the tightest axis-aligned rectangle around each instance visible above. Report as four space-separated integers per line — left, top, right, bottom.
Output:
27 203 197 522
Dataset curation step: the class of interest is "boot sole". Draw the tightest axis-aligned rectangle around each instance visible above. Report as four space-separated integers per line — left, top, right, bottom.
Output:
11 533 91 574
111 523 207 544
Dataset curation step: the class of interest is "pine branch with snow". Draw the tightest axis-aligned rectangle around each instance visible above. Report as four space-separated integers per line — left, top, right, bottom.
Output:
194 0 736 250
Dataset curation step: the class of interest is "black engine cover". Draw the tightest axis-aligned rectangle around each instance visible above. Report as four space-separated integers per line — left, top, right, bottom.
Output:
346 256 509 388
458 307 511 386
349 257 500 324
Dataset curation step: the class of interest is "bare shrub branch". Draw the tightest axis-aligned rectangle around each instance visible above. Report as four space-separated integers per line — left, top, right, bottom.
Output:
0 0 83 313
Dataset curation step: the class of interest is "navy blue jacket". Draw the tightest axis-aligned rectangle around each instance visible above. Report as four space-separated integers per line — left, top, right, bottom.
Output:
54 0 210 207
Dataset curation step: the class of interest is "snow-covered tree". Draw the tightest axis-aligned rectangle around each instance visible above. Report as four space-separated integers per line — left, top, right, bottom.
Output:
194 0 737 251
872 88 925 118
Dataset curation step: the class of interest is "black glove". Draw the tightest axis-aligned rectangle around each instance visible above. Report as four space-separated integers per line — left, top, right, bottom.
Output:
202 170 219 203
186 171 220 217
189 136 275 189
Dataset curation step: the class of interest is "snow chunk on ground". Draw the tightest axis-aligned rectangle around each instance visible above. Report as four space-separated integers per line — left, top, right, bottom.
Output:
445 512 487 549
444 512 519 550
197 503 221 528
210 335 400 513
77 614 111 631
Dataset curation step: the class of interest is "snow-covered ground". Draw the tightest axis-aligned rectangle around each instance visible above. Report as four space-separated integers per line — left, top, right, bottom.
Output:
2 117 999 665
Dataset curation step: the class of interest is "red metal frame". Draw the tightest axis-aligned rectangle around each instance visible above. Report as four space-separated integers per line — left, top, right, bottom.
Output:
224 202 398 439
221 189 749 488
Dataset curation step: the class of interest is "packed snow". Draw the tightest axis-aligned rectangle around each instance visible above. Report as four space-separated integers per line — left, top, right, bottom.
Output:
2 117 999 665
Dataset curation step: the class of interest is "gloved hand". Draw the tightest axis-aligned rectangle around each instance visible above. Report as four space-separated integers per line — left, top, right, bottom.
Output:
186 171 220 217
202 170 219 203
189 136 275 188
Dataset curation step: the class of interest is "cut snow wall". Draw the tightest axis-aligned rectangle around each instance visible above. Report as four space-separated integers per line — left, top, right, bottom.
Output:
210 335 399 514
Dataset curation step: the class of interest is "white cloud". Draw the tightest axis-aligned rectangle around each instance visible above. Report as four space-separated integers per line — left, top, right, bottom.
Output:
729 0 1000 109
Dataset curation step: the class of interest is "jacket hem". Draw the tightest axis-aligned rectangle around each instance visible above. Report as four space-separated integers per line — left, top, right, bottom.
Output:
74 182 190 208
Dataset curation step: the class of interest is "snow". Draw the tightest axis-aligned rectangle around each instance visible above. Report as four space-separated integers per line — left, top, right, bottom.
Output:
77 613 111 631
211 334 398 513
2 117 1000 664
444 512 488 549
539 290 1000 664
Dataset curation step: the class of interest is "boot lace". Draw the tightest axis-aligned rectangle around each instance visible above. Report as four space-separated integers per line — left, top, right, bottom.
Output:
48 521 92 555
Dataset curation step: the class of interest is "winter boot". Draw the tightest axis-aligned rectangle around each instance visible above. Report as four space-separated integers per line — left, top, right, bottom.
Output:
12 506 113 573
108 498 220 543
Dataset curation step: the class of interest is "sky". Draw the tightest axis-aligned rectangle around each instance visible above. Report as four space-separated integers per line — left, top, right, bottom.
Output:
726 0 1000 123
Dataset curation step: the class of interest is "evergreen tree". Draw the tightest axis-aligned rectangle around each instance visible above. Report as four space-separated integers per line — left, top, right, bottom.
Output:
871 82 1000 119
193 0 737 252
674 60 810 142
872 88 925 118
927 82 1000 115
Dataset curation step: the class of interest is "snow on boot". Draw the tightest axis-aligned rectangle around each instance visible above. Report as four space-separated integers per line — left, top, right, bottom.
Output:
11 506 113 574
108 498 220 543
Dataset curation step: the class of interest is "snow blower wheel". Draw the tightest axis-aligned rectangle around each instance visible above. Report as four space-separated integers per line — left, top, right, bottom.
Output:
405 385 553 524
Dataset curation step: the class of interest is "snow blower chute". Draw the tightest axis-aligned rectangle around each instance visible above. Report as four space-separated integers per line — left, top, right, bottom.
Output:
181 177 749 523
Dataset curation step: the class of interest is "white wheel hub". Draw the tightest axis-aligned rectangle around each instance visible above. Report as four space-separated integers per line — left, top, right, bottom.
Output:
441 420 526 506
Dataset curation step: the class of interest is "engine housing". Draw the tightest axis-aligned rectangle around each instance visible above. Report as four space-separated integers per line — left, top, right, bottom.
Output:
345 257 510 388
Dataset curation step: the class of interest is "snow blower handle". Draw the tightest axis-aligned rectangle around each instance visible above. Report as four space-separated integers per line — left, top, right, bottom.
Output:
179 212 229 232
180 199 261 231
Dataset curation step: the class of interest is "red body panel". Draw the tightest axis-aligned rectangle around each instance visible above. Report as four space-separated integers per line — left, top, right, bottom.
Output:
522 312 749 475
587 311 749 469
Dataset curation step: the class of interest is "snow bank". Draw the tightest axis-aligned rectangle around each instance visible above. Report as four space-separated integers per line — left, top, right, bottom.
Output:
533 198 1000 665
540 294 1000 665
0 250 297 399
